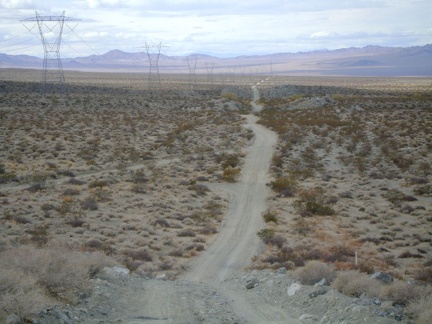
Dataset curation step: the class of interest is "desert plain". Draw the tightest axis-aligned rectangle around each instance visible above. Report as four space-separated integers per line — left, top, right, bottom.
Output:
0 68 431 322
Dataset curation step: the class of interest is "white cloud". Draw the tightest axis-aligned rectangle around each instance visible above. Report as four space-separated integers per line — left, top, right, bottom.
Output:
0 0 431 57
0 0 34 9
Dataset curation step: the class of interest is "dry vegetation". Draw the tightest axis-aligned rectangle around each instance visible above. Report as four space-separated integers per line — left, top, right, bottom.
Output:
0 69 255 321
251 76 432 322
1 70 431 322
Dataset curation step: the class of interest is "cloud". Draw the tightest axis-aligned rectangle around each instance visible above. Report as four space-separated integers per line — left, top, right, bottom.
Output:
0 0 35 9
86 0 124 9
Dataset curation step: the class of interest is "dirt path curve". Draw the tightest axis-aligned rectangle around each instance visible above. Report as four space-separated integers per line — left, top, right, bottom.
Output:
180 81 300 322
42 81 303 323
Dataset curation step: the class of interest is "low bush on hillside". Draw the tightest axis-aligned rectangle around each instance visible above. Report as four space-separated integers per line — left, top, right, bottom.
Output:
0 245 114 322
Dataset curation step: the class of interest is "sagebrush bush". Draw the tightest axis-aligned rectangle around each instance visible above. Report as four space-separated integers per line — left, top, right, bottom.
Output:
0 267 49 321
222 166 240 182
270 177 298 196
331 270 380 298
262 210 278 223
293 188 335 216
0 245 114 321
293 260 336 285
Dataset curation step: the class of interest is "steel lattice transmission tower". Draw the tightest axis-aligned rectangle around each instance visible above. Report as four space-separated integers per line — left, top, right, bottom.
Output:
186 55 198 89
142 42 167 91
21 11 80 97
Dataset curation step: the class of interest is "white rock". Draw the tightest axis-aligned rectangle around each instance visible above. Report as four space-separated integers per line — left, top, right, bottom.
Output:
287 282 302 296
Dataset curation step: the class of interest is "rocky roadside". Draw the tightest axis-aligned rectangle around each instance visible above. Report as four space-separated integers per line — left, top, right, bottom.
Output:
24 266 409 324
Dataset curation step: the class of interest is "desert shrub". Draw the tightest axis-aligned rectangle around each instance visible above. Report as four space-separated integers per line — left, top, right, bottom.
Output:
222 167 240 182
221 92 238 101
57 170 75 177
0 172 18 184
26 182 46 193
169 249 183 257
382 281 428 305
200 226 218 235
407 293 432 324
293 188 335 216
68 177 85 185
414 184 432 196
0 267 49 321
220 154 239 169
383 189 417 204
131 169 148 184
331 270 380 298
414 267 432 283
66 218 85 228
0 245 113 321
257 229 275 242
62 188 80 196
270 177 298 196
80 197 98 211
131 183 147 194
40 203 55 211
28 225 49 247
293 218 312 236
262 210 278 223
188 183 210 195
267 235 286 248
125 248 152 262
91 188 111 202
13 215 31 224
88 180 109 189
276 246 301 264
177 229 196 237
293 260 336 285
84 239 111 253
153 219 170 227
272 154 284 168
324 245 355 263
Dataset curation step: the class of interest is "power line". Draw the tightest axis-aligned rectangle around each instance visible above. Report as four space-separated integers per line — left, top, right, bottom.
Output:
20 11 80 98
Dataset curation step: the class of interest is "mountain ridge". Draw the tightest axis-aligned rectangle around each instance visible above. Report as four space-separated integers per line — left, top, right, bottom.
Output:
1 44 431 76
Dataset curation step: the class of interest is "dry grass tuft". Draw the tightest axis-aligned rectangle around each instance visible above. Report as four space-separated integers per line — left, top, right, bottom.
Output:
0 244 114 321
293 260 336 285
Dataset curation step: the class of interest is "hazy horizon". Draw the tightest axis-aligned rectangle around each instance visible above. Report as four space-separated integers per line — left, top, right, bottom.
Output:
1 0 431 59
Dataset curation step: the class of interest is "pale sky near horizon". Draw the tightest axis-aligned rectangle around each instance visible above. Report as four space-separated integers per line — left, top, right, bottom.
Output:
0 0 431 58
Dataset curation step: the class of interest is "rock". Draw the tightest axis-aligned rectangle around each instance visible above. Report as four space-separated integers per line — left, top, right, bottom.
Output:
276 267 287 274
314 278 327 287
287 282 302 296
299 313 318 321
309 287 328 298
182 217 194 225
321 174 332 182
350 305 369 315
5 314 21 324
112 265 130 275
246 277 259 289
370 271 394 284
155 273 167 280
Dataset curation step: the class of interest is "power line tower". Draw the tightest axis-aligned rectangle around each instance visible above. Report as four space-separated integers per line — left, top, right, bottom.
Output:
142 42 167 92
205 61 215 85
186 55 198 89
21 11 80 98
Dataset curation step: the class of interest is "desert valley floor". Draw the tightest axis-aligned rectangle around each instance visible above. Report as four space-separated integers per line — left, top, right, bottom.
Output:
0 69 431 323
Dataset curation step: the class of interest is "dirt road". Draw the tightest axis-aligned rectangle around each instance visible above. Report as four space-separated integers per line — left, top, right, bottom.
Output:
37 81 304 323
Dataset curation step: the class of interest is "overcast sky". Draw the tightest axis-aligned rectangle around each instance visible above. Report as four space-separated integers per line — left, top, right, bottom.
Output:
0 0 431 58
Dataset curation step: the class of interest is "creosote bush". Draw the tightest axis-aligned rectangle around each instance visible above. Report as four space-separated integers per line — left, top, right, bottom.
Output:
222 167 240 182
0 245 114 321
293 260 336 285
293 187 335 216
262 210 278 224
270 177 298 197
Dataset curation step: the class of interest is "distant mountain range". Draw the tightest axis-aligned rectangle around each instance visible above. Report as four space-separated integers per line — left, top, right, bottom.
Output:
1 44 431 76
